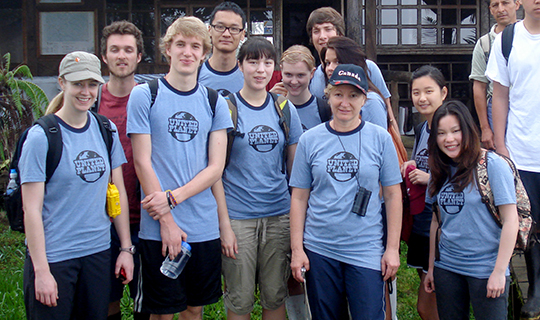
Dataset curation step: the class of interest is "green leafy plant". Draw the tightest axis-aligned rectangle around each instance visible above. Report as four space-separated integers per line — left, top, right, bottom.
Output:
0 52 48 162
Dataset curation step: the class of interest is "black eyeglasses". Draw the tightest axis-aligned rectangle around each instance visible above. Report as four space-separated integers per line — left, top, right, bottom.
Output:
211 24 244 35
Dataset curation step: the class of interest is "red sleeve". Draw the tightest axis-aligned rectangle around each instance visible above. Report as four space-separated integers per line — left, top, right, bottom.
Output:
266 70 282 91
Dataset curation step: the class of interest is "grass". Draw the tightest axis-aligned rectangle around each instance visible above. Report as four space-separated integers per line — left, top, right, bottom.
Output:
0 211 424 319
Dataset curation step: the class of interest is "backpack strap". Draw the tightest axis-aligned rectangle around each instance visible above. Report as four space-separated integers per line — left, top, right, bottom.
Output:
414 122 425 152
270 92 291 174
225 93 242 168
433 200 442 261
90 83 104 113
479 34 492 63
89 111 115 169
206 86 219 116
475 149 503 227
35 114 63 184
502 22 516 65
148 78 160 109
316 96 332 122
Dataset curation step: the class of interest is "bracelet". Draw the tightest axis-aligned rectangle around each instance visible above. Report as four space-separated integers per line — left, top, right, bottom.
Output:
165 190 177 210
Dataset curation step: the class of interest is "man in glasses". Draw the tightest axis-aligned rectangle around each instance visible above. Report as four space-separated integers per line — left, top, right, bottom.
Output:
199 1 246 96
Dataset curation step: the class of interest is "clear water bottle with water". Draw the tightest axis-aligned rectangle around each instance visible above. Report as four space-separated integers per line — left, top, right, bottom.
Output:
5 169 18 195
160 241 191 279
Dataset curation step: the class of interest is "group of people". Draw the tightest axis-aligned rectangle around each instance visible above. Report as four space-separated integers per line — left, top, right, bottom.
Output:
16 1 540 320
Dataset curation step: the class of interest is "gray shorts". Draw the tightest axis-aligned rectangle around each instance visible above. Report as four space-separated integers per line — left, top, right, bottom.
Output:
222 214 291 315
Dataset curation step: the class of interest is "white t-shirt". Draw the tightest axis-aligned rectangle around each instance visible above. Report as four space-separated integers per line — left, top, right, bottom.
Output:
485 21 540 172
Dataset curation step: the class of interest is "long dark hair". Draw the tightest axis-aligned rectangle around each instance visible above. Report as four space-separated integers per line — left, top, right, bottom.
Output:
428 100 481 196
320 37 383 99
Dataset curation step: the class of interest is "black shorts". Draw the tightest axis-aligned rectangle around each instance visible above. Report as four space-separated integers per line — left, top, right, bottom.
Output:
406 232 430 272
24 249 110 320
135 238 222 315
110 223 142 302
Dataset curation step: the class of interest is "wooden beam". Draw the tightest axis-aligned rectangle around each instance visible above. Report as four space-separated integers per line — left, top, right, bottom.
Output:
365 0 376 61
346 0 362 45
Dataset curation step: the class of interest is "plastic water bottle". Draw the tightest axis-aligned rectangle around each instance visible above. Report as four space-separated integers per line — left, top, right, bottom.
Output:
5 169 18 196
160 241 191 279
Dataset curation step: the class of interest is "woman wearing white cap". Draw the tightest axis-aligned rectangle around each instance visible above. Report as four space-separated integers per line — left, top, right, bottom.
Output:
289 64 402 319
19 51 133 319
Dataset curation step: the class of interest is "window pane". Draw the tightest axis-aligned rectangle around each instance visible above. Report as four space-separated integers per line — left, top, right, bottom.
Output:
402 0 417 4
461 0 475 5
422 9 437 25
441 0 457 5
132 12 155 37
107 12 129 25
381 29 398 45
161 8 186 35
402 9 417 25
381 9 398 25
441 9 457 25
106 0 128 11
193 7 213 24
132 0 153 11
251 10 273 35
402 29 417 44
461 9 476 25
442 27 457 44
250 0 267 8
143 38 154 64
452 63 470 81
0 7 23 63
421 28 437 44
382 0 398 5
460 27 476 44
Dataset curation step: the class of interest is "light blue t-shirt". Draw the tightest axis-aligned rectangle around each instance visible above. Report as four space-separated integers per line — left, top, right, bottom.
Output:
294 95 324 132
362 91 387 130
289 121 402 271
198 60 244 96
126 78 233 242
19 113 126 263
435 153 516 278
223 92 303 220
309 61 391 101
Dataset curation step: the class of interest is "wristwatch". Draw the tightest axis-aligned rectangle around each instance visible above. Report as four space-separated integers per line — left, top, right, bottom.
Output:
119 245 136 255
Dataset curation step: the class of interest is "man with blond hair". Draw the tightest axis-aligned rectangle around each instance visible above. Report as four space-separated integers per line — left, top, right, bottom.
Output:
127 16 232 320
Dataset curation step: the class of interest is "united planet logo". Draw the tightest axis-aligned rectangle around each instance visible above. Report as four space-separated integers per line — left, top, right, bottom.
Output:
327 151 359 182
73 150 106 183
416 149 429 172
168 111 199 142
248 125 279 152
439 184 465 214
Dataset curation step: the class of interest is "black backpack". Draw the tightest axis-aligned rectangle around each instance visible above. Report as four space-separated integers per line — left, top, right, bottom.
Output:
315 96 332 122
3 111 114 233
501 22 516 65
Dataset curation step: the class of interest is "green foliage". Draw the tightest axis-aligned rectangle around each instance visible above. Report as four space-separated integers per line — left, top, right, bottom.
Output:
0 52 49 163
0 215 27 319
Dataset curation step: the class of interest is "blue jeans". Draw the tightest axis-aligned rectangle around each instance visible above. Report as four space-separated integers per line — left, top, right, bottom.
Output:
434 267 510 320
305 249 385 320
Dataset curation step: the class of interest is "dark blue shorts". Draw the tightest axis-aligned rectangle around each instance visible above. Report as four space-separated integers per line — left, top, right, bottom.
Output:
24 249 110 320
304 248 386 320
134 238 222 315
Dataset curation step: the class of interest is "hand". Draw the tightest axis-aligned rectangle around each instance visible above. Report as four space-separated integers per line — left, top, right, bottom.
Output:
486 270 506 298
381 248 400 281
220 225 238 259
269 82 288 96
495 144 510 158
408 169 429 185
34 270 58 307
424 268 435 293
115 251 134 285
159 215 188 259
481 127 495 150
400 160 416 177
291 249 310 283
141 191 171 220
